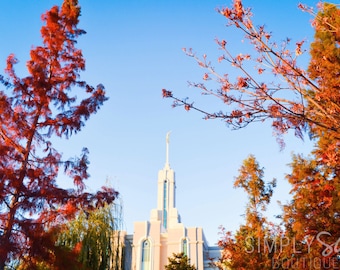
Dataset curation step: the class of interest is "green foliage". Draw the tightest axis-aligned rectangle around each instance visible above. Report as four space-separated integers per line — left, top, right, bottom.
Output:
164 253 197 270
57 203 125 270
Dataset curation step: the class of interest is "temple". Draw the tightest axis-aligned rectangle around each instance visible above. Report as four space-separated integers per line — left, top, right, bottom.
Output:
124 133 221 269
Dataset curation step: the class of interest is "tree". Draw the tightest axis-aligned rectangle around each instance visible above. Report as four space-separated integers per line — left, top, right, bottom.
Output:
0 1 117 268
164 253 197 270
216 155 279 270
280 6 340 267
56 203 125 270
163 1 340 269
162 1 340 145
15 203 125 270
306 2 340 166
278 4 340 269
280 154 340 270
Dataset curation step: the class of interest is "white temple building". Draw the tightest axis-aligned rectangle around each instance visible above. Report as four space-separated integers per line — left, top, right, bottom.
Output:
123 133 221 270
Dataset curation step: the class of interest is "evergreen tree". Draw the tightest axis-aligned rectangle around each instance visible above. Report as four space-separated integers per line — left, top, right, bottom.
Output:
165 253 197 270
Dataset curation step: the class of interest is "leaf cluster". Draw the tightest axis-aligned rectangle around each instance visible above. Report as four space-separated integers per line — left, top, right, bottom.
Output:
162 1 340 147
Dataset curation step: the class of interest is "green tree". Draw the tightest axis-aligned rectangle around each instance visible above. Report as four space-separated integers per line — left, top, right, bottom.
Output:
165 253 197 270
56 203 125 270
16 203 125 270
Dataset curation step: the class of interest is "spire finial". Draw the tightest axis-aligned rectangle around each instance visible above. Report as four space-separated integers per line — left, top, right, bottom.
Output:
165 131 171 167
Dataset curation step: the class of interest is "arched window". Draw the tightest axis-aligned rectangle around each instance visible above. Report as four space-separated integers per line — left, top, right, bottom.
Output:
181 238 188 256
163 180 168 229
141 239 151 270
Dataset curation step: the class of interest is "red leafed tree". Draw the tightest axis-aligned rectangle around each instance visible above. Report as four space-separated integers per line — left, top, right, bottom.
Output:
162 1 340 269
162 1 340 145
0 0 117 268
280 4 340 269
216 155 279 270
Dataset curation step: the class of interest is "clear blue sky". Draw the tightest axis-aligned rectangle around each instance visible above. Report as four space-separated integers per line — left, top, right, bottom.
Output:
1 0 319 244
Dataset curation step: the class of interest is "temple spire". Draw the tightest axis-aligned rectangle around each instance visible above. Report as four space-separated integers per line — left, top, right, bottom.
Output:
165 131 171 168
151 131 179 229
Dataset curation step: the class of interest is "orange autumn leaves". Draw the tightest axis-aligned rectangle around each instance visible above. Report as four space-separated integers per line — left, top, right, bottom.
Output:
0 0 116 268
163 1 340 269
163 1 340 144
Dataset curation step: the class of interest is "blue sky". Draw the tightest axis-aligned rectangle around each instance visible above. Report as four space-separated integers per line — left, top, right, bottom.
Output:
1 0 319 244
